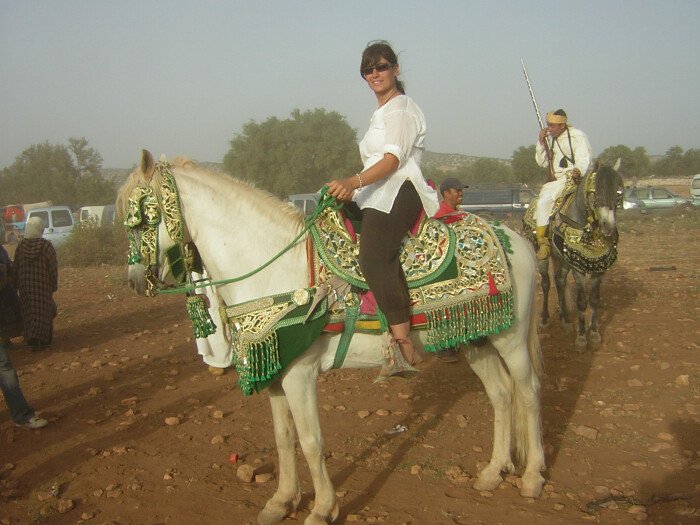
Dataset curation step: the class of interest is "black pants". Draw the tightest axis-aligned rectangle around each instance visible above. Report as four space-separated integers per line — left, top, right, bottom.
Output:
357 182 422 325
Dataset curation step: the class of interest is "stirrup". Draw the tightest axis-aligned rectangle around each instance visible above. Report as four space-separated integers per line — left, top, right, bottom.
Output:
373 334 420 383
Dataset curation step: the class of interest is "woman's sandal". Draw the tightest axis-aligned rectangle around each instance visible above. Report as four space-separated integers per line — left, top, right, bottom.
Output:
395 337 424 367
374 335 422 383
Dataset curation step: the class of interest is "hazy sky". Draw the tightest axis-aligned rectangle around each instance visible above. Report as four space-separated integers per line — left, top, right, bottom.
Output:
1 0 698 170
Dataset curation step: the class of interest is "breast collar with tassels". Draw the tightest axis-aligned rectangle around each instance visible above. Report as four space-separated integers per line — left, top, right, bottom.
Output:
124 161 201 297
556 173 601 241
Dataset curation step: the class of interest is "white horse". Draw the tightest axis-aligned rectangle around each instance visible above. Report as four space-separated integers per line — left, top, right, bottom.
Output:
118 151 545 525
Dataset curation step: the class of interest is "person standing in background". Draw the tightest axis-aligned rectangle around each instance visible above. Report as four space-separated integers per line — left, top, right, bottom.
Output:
0 245 23 347
13 217 58 349
0 253 48 429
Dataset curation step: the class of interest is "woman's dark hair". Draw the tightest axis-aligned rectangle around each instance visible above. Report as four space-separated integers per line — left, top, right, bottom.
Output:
553 108 567 118
360 40 405 94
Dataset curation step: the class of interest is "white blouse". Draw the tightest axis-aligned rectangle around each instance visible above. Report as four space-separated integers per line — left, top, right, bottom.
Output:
353 95 439 216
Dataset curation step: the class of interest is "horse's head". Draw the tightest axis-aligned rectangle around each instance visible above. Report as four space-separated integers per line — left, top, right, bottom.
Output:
116 149 188 296
589 165 624 238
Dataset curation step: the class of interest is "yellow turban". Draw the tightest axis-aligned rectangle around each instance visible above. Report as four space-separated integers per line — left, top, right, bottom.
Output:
546 112 567 125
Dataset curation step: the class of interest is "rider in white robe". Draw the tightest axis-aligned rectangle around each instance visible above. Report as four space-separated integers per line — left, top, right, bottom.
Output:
533 109 592 259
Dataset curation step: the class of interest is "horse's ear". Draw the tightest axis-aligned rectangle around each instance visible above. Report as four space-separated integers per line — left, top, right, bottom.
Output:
141 149 155 180
613 157 622 171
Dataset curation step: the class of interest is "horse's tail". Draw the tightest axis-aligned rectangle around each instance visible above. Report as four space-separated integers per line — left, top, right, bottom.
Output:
512 260 544 467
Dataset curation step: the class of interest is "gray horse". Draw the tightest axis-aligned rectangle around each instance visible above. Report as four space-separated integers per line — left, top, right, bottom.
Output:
525 165 624 351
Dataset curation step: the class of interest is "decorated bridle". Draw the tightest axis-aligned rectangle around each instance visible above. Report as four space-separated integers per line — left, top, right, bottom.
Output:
123 161 216 337
577 170 624 243
123 161 199 296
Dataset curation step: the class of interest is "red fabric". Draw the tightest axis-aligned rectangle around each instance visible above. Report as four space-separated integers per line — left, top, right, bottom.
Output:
360 291 377 315
487 271 498 296
409 209 425 236
342 212 357 242
433 201 467 225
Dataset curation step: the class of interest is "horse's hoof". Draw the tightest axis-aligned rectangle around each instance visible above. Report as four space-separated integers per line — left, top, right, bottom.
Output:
575 336 587 352
208 366 226 376
561 321 573 334
473 471 502 492
258 496 299 525
539 318 549 329
257 506 286 525
589 331 602 347
304 502 339 525
519 471 545 498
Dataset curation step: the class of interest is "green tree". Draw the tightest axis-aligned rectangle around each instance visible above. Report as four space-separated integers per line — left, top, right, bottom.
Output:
598 145 651 179
223 108 361 197
68 137 103 177
511 145 547 185
653 146 685 177
682 148 700 175
0 139 114 208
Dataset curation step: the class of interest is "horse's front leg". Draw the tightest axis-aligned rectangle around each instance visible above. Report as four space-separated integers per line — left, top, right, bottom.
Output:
587 273 604 348
257 384 302 525
467 345 515 492
553 263 572 331
281 362 338 525
572 271 588 351
537 258 550 327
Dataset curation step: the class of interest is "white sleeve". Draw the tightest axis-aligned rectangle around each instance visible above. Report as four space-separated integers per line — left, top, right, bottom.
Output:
572 131 592 174
382 109 420 167
535 141 550 168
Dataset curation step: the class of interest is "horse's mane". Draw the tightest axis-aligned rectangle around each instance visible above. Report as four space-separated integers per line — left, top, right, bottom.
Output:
116 157 305 229
594 165 623 208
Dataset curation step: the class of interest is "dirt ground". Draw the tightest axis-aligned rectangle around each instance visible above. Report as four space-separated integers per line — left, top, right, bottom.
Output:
1 207 699 525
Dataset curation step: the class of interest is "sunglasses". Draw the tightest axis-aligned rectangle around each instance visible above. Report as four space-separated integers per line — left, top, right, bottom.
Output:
361 63 394 76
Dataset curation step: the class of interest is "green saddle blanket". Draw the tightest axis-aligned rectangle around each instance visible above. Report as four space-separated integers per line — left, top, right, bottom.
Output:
312 208 516 348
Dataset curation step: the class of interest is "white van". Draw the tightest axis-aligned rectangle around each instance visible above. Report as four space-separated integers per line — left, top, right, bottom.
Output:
691 174 700 205
78 205 116 226
25 206 75 246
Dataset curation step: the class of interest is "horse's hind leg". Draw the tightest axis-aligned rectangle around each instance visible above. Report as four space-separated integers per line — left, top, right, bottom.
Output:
258 384 302 525
554 263 573 332
588 273 604 348
467 345 515 492
572 271 588 351
495 341 546 498
537 258 551 327
281 364 338 525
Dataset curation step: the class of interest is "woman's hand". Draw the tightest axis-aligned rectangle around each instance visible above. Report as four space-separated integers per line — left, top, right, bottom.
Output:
327 178 356 202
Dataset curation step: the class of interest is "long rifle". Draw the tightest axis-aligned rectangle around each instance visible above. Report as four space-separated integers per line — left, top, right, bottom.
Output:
521 59 556 182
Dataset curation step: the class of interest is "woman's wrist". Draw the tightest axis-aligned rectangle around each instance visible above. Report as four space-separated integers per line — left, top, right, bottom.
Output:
355 173 364 190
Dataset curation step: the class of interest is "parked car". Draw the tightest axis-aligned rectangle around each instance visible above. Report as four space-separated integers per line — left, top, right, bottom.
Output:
1 204 26 242
622 187 690 209
691 174 700 206
458 185 536 214
25 206 75 246
78 205 116 226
